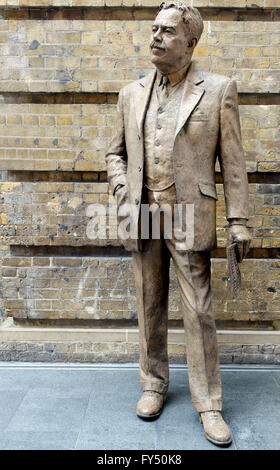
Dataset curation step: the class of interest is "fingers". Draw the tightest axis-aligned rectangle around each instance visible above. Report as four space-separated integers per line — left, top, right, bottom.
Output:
244 240 250 259
116 186 127 206
228 226 251 262
237 240 250 262
236 241 244 263
228 230 235 244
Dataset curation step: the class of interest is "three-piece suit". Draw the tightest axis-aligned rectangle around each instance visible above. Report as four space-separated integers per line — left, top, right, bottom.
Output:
106 60 249 412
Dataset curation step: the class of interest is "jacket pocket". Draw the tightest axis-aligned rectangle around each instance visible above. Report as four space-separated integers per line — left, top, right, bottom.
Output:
198 182 218 200
189 108 209 121
188 114 209 122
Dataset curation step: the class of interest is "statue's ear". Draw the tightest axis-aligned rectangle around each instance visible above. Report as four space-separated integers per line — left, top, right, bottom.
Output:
188 37 198 49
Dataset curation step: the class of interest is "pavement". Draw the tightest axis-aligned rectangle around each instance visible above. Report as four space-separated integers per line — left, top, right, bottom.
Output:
0 362 279 450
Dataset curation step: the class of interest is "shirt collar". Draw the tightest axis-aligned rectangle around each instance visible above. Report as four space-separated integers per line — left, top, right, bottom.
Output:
156 62 191 88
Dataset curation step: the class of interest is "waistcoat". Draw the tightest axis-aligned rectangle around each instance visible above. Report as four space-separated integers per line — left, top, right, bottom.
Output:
143 78 185 191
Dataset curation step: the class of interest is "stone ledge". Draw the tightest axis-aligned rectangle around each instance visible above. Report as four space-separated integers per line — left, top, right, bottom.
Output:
0 1 277 10
1 320 280 363
1 319 280 345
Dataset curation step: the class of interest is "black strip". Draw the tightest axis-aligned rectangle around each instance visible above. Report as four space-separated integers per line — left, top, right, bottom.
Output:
1 92 279 106
0 93 118 105
3 171 280 184
212 248 280 259
13 318 139 328
9 245 130 257
8 245 280 259
0 6 279 21
215 320 274 330
12 317 273 330
5 170 107 183
238 94 280 106
217 173 280 184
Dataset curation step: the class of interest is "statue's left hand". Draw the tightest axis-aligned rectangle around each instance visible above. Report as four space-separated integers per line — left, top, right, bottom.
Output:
228 225 251 263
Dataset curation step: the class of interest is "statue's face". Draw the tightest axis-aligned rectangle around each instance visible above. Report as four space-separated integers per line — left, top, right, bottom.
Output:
150 8 194 73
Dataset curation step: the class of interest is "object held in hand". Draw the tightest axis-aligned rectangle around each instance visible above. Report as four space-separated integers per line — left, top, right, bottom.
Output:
226 242 242 299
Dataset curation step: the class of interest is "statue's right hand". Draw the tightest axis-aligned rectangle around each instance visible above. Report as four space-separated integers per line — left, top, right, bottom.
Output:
115 184 128 209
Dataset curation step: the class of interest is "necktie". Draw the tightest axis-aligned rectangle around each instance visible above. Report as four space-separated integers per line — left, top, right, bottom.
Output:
160 75 169 99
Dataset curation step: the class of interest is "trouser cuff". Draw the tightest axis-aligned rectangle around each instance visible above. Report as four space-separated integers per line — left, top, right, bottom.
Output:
141 380 168 395
192 399 222 413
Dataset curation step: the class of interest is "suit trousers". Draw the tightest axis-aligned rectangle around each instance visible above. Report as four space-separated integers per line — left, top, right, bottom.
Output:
131 185 222 413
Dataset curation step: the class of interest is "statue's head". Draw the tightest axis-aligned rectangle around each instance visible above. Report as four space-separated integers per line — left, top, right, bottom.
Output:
150 1 204 74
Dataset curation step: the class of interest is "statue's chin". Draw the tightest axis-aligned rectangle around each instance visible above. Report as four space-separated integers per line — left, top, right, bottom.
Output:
150 54 159 64
150 55 165 69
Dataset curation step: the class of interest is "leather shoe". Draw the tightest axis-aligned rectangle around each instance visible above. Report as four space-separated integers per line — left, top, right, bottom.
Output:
199 411 232 446
136 391 166 419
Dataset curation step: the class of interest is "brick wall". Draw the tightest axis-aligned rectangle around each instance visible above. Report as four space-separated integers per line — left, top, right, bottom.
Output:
2 257 280 325
0 0 279 362
0 19 278 93
1 181 280 248
0 103 278 172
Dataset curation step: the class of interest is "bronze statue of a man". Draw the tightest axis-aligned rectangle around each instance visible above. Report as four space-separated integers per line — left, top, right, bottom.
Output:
106 1 251 447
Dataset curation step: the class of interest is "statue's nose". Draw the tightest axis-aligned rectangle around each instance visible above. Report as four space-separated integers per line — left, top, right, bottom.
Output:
153 29 162 41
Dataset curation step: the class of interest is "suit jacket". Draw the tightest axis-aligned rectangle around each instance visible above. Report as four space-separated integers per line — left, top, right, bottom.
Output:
106 61 249 252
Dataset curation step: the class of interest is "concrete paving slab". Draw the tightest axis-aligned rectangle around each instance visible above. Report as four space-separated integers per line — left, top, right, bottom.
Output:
0 363 279 450
223 391 280 418
230 415 280 450
0 431 79 450
0 390 27 431
76 419 158 450
272 372 280 388
221 370 280 394
6 387 91 433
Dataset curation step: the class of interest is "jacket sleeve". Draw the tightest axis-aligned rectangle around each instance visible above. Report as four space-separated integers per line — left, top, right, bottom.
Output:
105 87 128 196
218 79 249 221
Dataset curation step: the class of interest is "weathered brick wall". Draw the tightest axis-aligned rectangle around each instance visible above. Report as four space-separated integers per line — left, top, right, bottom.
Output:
0 104 279 172
0 19 278 93
1 181 280 248
0 1 279 361
2 257 280 325
0 1 278 7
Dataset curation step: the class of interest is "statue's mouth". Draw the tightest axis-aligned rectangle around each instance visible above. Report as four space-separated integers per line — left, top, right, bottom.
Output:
151 48 165 54
150 43 165 51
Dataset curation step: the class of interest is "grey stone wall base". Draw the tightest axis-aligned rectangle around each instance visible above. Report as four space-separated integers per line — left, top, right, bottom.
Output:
0 321 280 364
0 341 280 364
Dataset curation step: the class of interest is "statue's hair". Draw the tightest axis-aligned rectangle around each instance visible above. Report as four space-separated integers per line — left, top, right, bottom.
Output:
158 1 204 43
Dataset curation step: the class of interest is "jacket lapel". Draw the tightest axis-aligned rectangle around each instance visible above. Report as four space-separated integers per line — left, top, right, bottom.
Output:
134 70 156 135
175 62 205 138
133 62 205 138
